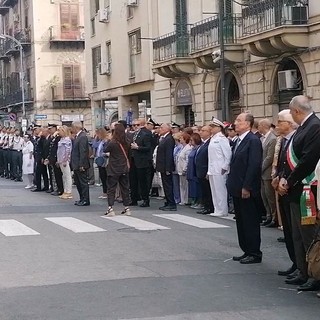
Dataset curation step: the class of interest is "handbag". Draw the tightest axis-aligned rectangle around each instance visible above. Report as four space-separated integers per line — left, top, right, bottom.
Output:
306 224 320 280
95 156 106 167
118 143 130 170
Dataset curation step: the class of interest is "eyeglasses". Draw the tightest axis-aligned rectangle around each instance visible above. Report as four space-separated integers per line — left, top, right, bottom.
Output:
133 124 139 127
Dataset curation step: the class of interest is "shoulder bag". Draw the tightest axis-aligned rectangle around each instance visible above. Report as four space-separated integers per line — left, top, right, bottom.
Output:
306 223 320 280
118 143 130 170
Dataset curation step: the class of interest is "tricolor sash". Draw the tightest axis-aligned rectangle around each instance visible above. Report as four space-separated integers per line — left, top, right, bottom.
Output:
287 140 317 225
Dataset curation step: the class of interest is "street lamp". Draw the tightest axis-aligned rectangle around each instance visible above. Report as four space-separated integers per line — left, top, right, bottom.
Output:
0 34 26 123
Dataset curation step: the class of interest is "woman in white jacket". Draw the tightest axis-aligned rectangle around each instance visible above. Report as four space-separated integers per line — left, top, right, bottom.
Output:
176 133 192 205
207 119 232 217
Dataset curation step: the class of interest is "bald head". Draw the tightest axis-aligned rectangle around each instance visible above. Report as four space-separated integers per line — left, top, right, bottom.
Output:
159 123 171 136
71 121 83 134
258 118 272 135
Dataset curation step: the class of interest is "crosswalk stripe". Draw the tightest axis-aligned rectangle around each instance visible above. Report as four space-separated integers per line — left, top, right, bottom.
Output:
102 216 170 231
0 220 40 237
45 217 106 233
153 214 230 229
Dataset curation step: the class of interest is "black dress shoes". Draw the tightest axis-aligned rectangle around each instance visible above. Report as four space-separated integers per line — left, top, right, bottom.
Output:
159 205 177 211
233 254 247 261
140 201 150 208
74 200 81 205
240 256 262 264
31 189 41 192
297 279 320 292
285 275 306 285
197 209 212 215
278 265 297 276
286 269 300 280
75 201 90 206
277 237 285 243
129 202 138 206
261 218 272 226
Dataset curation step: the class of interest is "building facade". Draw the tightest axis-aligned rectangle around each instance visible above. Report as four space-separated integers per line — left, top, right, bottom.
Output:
86 0 320 128
0 0 91 129
84 0 154 128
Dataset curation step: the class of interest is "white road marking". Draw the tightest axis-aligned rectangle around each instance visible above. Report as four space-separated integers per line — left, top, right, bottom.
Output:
0 220 40 237
102 216 170 231
153 214 230 229
45 217 106 233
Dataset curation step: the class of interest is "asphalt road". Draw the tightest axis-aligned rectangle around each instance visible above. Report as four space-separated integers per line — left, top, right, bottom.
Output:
0 178 318 320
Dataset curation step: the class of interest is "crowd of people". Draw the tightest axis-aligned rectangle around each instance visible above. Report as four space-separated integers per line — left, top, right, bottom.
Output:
0 95 320 297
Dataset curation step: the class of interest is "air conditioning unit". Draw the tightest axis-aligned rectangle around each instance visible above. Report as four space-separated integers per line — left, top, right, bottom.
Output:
128 0 138 6
99 8 109 23
278 70 298 91
98 62 111 75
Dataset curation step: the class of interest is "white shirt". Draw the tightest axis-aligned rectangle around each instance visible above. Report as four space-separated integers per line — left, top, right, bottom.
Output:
12 136 24 151
261 130 272 146
237 130 250 145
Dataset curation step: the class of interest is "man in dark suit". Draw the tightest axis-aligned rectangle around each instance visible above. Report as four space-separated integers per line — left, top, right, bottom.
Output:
71 121 90 206
278 96 320 291
227 113 263 264
195 125 214 215
156 123 176 211
130 118 152 207
272 109 297 278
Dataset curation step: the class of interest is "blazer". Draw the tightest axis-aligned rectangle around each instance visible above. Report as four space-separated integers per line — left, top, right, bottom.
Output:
195 138 210 179
285 113 320 201
176 143 192 176
155 133 175 173
131 127 152 168
71 131 90 171
207 133 232 176
227 131 262 198
261 131 277 180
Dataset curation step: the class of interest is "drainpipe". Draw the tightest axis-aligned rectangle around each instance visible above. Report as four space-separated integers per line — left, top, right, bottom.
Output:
169 80 173 123
201 71 208 125
245 59 249 110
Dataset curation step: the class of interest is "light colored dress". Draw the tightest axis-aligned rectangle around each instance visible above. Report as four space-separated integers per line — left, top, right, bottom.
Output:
22 141 34 175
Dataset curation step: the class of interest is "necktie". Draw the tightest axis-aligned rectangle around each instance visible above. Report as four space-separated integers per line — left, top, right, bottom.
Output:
233 138 241 153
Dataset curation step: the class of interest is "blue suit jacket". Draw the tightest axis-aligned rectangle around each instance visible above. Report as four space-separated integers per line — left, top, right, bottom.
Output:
227 131 262 197
195 139 210 179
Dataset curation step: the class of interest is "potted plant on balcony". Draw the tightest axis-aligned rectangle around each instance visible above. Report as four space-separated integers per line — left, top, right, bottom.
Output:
42 76 60 100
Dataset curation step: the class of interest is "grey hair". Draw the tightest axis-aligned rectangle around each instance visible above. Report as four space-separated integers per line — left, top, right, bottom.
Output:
245 113 254 128
72 121 83 129
289 95 313 113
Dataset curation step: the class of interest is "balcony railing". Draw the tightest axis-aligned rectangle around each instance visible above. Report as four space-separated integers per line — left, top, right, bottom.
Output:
14 30 31 45
0 87 33 107
191 14 242 52
242 0 308 36
49 25 85 42
0 0 18 8
153 31 189 62
52 84 88 101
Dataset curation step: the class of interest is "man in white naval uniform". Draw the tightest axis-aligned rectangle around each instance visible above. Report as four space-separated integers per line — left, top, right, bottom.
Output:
207 118 232 217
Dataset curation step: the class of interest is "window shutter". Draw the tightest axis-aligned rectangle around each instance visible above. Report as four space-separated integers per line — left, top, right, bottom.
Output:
60 4 79 39
63 65 73 98
73 65 82 97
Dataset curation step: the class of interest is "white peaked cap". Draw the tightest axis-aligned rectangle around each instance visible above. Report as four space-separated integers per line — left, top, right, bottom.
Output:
210 117 225 128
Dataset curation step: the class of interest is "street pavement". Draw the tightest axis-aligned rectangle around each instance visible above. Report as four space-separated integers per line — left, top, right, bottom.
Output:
0 178 318 320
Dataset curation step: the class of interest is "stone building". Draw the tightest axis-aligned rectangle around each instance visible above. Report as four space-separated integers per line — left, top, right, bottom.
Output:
85 0 319 128
0 0 91 129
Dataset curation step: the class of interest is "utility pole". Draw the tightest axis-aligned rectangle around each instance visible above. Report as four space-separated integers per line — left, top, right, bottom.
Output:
219 0 227 121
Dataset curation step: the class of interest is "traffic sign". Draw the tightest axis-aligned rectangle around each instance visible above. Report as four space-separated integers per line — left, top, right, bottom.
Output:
8 113 17 121
34 114 47 120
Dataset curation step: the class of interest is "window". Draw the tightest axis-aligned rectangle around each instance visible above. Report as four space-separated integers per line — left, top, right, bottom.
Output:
106 41 112 74
92 46 101 88
60 4 79 40
127 5 134 19
63 65 81 99
91 18 95 36
128 29 141 78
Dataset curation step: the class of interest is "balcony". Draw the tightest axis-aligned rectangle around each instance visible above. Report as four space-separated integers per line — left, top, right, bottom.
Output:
0 6 9 15
241 0 309 57
49 25 85 49
14 30 31 49
0 86 33 110
0 0 18 8
190 14 244 69
153 31 195 78
51 84 89 109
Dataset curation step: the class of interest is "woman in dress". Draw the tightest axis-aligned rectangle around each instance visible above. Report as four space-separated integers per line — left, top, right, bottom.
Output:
22 134 34 189
176 133 192 205
57 126 73 200
104 123 131 216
